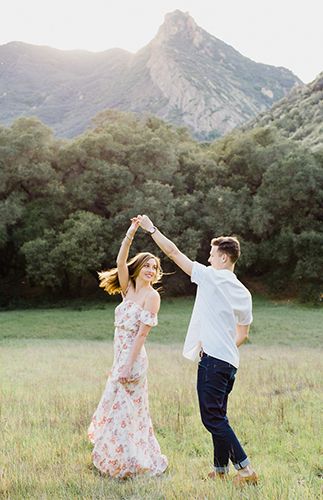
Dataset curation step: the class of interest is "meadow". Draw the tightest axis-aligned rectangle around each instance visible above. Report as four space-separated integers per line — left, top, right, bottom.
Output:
0 297 322 499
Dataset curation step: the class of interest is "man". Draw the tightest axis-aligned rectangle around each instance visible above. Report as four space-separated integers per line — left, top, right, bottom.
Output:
138 214 258 486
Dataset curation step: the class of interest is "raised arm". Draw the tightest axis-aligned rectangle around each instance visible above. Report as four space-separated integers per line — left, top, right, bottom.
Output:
116 218 140 294
138 215 193 276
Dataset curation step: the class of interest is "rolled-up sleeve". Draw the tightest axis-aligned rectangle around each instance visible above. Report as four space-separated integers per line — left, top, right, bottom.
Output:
237 295 253 325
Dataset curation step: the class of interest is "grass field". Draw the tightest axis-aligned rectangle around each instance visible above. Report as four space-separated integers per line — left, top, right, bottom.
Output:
1 296 322 346
0 297 322 499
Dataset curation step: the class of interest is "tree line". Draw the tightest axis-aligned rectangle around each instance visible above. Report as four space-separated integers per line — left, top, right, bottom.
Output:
0 110 322 305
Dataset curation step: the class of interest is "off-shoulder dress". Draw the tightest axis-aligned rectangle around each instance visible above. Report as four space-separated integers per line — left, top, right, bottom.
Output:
88 299 168 478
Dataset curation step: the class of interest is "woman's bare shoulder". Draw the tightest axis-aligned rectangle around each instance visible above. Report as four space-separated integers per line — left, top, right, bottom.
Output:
144 289 161 312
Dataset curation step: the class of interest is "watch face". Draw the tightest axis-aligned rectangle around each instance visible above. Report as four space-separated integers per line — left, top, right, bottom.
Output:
149 226 156 234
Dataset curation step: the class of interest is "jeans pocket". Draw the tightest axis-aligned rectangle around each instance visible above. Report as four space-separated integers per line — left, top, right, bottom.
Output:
197 362 207 385
206 366 232 389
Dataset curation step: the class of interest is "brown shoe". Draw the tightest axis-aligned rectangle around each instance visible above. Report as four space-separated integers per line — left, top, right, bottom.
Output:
206 471 228 480
233 471 258 486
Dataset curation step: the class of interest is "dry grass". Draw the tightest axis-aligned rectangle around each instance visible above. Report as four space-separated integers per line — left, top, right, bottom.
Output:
0 340 322 499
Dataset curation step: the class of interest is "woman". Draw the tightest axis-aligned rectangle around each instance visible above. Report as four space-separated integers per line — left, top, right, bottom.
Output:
88 217 168 479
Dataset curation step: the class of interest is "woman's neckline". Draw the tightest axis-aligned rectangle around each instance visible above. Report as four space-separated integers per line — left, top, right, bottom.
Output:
122 298 144 310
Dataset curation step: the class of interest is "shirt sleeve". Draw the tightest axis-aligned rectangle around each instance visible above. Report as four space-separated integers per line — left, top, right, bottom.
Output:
140 309 158 327
237 311 253 325
191 261 207 286
237 294 253 325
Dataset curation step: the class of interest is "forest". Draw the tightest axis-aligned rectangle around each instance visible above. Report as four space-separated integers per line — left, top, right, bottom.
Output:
0 110 322 305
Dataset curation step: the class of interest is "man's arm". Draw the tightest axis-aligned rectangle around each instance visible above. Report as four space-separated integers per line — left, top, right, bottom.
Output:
139 215 193 276
236 324 250 347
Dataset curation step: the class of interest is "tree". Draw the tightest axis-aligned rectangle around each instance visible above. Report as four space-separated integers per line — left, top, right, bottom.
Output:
22 211 107 295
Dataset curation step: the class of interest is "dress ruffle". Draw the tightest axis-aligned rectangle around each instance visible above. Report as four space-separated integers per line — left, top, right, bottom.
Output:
140 309 158 327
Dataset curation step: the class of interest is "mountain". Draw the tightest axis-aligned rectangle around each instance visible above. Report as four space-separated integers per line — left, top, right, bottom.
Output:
243 72 323 150
0 10 302 139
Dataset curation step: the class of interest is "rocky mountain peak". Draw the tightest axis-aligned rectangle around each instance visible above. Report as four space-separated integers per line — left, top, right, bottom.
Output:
152 10 203 48
0 11 303 139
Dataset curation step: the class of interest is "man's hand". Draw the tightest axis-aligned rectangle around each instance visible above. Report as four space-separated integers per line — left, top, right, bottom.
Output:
138 214 154 232
137 213 193 276
236 324 250 347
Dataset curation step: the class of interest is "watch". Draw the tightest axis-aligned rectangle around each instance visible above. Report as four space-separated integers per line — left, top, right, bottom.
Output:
148 226 157 235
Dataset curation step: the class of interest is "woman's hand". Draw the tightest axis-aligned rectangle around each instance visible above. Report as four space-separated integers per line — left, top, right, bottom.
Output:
118 364 140 384
118 364 132 384
126 217 140 239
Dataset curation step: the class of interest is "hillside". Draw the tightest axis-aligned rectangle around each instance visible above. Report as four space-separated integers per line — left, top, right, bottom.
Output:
243 72 323 150
0 10 301 139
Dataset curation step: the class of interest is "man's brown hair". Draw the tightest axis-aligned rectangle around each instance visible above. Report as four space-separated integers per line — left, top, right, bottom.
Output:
211 236 241 264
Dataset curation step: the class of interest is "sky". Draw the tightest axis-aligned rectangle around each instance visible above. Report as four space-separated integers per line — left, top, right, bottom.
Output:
1 0 322 83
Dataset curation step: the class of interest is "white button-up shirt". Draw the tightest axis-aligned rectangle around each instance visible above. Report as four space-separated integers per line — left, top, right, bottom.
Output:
183 262 253 368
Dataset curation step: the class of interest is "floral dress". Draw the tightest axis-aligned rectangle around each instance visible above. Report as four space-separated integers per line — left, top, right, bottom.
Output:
88 299 168 478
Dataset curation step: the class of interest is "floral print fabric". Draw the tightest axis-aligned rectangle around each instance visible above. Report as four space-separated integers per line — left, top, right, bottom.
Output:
88 299 168 478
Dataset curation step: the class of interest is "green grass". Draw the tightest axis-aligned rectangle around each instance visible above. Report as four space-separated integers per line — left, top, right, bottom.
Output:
1 296 322 347
0 297 322 498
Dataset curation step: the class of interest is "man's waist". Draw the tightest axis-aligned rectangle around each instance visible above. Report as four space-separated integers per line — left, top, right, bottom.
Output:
199 349 238 369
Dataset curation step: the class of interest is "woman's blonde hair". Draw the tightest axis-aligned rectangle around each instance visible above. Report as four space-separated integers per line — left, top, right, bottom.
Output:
98 252 163 295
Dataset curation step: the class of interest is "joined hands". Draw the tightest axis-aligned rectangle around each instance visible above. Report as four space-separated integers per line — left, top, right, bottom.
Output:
135 214 154 232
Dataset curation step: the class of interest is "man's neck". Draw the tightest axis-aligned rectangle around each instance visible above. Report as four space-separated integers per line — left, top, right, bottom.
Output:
212 264 235 273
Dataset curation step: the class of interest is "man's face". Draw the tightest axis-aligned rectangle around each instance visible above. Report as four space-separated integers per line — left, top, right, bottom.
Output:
208 245 226 269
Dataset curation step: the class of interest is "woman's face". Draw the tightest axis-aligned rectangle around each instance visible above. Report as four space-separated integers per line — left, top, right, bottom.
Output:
137 258 158 283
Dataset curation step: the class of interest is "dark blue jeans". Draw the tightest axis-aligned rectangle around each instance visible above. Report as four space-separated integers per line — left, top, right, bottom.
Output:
197 353 250 473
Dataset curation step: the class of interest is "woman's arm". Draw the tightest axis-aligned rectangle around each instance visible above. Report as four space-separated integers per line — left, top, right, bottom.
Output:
118 293 160 383
116 218 140 294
